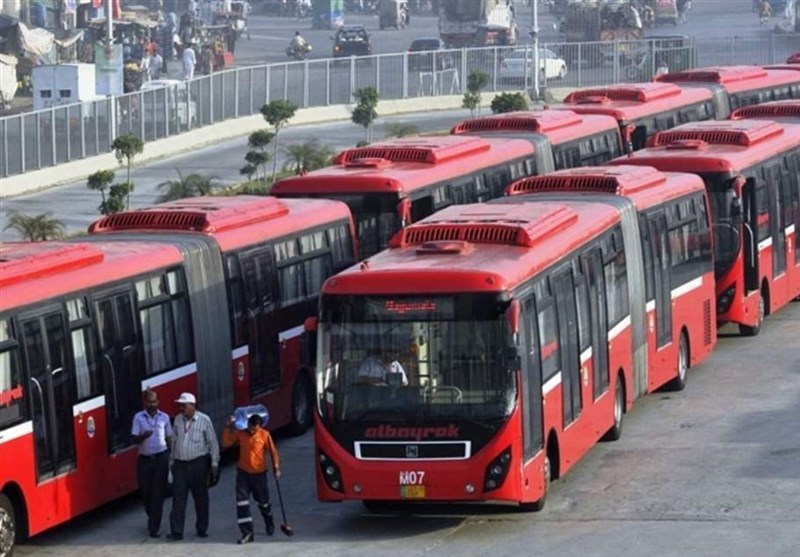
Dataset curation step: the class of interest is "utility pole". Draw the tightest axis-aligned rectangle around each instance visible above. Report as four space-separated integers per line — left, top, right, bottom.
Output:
105 0 114 51
531 0 540 100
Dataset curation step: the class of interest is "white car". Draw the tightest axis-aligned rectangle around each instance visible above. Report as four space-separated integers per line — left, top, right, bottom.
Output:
500 48 568 83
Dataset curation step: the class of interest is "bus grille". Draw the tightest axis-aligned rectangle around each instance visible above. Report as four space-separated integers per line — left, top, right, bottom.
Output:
354 441 471 460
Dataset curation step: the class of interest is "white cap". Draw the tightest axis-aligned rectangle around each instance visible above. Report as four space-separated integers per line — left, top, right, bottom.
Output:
175 392 197 405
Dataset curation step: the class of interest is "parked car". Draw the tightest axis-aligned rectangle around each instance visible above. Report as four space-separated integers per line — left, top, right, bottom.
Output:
407 37 453 72
499 48 568 83
332 24 372 57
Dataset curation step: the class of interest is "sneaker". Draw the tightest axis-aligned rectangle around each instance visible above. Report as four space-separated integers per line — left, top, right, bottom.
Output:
266 515 275 536
238 533 254 544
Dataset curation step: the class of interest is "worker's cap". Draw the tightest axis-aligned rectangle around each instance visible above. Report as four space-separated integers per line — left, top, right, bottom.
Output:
175 392 197 405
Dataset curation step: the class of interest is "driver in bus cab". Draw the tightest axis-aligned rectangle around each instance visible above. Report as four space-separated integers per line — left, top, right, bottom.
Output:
357 349 408 386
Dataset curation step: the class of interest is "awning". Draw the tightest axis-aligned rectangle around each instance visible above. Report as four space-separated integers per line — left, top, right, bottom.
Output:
17 22 54 58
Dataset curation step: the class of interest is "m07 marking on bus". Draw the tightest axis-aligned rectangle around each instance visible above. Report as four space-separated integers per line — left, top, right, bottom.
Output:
399 471 426 485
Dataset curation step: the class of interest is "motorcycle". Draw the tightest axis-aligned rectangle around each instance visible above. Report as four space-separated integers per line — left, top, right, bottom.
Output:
286 42 312 60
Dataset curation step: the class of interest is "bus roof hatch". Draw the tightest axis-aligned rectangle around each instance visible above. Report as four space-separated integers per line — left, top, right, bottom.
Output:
565 82 682 104
334 136 490 165
730 100 800 120
505 165 666 197
656 65 768 84
451 110 584 135
649 119 784 147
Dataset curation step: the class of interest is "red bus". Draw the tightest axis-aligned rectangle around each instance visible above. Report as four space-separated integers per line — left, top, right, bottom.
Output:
553 82 724 152
787 53 800 64
655 65 800 111
271 136 538 258
730 99 800 122
0 196 356 551
312 167 714 511
612 119 800 335
449 109 624 169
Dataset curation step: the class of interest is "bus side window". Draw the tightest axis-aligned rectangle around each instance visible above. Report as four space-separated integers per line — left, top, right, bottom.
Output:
276 238 305 307
535 280 560 381
66 297 101 401
573 266 591 353
602 230 629 327
0 318 24 430
328 223 355 271
639 215 655 303
755 183 771 242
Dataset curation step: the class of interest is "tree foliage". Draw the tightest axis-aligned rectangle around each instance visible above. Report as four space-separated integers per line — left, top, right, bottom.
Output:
351 87 379 143
261 100 297 181
463 69 490 116
111 134 144 209
490 92 529 114
87 169 130 215
240 129 275 183
156 171 221 202
4 211 65 241
281 140 334 174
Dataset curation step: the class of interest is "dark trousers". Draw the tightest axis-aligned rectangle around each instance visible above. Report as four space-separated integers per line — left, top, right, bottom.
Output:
235 469 273 535
137 450 169 535
170 456 210 535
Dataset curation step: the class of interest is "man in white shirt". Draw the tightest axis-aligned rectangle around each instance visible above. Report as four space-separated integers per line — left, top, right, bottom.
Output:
182 43 196 80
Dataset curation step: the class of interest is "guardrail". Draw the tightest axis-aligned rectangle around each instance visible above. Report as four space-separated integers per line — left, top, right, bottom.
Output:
1 33 797 180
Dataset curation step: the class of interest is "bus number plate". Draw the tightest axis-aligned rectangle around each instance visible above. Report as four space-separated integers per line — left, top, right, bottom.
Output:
400 485 426 499
399 470 426 499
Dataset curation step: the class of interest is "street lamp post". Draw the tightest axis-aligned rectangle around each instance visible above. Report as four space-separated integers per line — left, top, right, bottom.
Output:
531 0 540 100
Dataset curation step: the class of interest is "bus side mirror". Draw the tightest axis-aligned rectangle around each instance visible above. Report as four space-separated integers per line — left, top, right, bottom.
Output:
304 316 318 333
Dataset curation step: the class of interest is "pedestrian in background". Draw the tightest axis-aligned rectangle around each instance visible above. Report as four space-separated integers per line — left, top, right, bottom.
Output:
182 42 196 80
221 413 281 545
131 389 173 538
167 392 220 541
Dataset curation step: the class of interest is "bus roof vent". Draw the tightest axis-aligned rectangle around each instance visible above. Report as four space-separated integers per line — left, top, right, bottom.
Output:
342 157 393 169
650 119 784 147
0 243 104 287
390 203 577 249
656 65 768 84
89 196 289 234
333 136 490 165
730 100 800 120
565 82 682 103
505 165 666 196
451 110 583 134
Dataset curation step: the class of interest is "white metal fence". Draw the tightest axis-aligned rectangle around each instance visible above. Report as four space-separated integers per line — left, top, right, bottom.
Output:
1 33 797 179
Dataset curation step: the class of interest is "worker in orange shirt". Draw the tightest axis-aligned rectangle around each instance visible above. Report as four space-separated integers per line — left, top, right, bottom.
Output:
221 413 281 544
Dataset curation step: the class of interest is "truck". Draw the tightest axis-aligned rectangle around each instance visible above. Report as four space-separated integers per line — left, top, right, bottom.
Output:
558 0 644 66
438 0 517 48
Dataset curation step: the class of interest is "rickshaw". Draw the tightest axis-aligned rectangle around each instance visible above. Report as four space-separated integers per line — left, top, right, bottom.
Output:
379 0 408 30
213 0 250 40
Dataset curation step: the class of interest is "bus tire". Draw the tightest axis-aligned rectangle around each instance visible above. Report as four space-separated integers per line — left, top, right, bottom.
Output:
287 374 313 436
0 493 17 557
739 287 766 337
603 374 625 441
519 455 550 512
665 331 689 392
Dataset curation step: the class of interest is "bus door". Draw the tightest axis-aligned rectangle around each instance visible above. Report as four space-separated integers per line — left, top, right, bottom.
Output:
552 270 581 426
582 249 609 400
766 164 787 279
19 308 76 480
648 212 672 348
94 290 143 453
742 179 760 294
239 247 280 396
520 298 543 461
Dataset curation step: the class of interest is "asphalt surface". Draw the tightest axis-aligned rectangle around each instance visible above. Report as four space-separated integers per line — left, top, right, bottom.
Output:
12 303 800 557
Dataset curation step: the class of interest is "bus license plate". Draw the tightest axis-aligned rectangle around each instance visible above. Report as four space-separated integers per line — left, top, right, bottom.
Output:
400 485 426 499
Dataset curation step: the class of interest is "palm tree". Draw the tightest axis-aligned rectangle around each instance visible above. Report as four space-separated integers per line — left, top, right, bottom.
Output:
3 212 65 241
156 171 221 202
281 140 334 174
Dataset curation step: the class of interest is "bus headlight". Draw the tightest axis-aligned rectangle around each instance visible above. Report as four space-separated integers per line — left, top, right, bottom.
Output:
483 447 512 493
717 285 736 314
318 451 344 493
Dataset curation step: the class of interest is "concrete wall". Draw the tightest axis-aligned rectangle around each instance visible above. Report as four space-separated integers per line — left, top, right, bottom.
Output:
2 88 574 197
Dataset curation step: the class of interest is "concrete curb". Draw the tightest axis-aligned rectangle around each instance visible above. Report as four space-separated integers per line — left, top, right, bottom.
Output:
1 88 574 197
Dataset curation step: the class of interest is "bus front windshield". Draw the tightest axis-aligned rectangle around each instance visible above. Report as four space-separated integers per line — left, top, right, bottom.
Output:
317 294 517 425
703 172 741 279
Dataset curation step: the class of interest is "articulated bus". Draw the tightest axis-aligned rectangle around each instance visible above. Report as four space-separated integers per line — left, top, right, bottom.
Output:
730 99 800 122
655 65 800 111
0 196 356 551
449 110 624 168
613 119 800 335
312 167 714 510
272 136 538 258
554 82 724 152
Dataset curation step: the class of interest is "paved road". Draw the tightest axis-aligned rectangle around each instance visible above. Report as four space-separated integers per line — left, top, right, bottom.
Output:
0 108 475 240
13 304 800 557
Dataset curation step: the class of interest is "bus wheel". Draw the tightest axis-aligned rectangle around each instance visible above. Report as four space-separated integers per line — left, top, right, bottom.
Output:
739 289 766 337
0 493 16 557
519 455 550 512
287 375 312 436
603 377 625 441
666 332 689 392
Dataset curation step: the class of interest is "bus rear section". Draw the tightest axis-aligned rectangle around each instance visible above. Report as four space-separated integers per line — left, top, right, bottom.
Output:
0 241 195 544
314 199 658 510
88 196 357 435
611 119 800 335
450 109 623 169
501 165 716 395
655 65 800 111
271 136 539 258
555 82 722 151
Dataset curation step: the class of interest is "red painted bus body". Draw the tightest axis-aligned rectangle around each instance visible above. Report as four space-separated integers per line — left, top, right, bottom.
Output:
313 168 714 510
0 196 357 548
271 136 539 259
611 119 800 335
450 109 624 167
551 82 723 151
655 65 800 111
